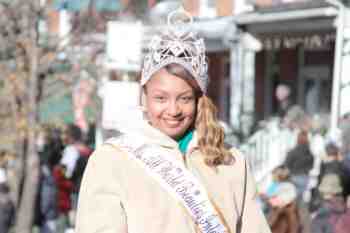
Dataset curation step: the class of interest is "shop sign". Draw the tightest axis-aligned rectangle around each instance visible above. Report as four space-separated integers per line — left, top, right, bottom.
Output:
261 33 335 50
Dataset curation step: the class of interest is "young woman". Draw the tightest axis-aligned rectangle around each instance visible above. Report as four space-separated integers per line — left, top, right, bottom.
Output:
75 10 270 233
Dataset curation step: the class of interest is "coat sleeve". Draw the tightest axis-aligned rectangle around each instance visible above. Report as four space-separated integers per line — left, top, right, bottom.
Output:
234 150 272 233
75 144 127 233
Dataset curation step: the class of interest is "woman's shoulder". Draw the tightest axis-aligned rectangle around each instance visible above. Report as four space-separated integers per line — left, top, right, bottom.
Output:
88 137 132 166
214 147 248 178
91 132 148 157
229 147 247 168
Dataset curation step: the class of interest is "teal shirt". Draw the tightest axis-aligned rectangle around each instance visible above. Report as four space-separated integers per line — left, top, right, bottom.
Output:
177 130 194 155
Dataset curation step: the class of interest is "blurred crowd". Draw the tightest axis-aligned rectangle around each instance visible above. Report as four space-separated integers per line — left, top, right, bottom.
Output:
259 141 350 233
257 102 350 232
0 123 94 233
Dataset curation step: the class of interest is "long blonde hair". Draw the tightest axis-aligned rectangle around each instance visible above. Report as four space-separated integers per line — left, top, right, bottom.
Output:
195 95 234 166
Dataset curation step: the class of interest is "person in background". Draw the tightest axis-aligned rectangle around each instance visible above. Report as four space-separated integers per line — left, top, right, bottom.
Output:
75 9 271 233
306 115 327 209
259 165 290 213
266 182 300 233
52 163 74 233
57 123 92 232
284 130 314 199
284 130 314 233
41 126 64 170
275 84 292 119
55 124 84 232
35 165 58 233
34 125 62 233
311 174 346 233
60 124 84 181
318 143 350 199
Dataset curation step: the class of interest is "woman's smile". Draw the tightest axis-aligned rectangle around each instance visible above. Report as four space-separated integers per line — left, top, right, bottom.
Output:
163 118 183 127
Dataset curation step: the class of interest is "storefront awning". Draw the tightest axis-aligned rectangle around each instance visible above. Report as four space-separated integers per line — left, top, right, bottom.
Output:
235 6 338 34
234 6 340 50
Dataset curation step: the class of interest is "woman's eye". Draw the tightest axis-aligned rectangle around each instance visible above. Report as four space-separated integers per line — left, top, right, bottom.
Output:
180 96 194 103
154 96 166 101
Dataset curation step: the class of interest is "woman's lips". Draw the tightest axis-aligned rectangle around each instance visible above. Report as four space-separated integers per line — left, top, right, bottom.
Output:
163 119 182 127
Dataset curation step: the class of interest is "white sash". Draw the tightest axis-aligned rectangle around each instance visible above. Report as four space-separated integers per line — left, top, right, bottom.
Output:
106 135 228 233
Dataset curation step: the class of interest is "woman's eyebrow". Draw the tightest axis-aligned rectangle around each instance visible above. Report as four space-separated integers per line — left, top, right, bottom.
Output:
179 90 194 95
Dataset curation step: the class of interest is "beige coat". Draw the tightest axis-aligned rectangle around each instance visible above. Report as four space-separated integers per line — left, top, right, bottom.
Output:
75 122 271 233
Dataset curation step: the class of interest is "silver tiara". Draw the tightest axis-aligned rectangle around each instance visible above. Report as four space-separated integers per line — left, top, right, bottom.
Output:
141 9 208 93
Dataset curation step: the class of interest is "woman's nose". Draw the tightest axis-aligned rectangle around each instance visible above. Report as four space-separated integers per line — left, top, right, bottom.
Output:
167 101 181 117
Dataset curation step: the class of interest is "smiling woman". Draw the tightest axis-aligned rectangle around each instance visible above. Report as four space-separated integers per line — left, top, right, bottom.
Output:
75 9 271 233
144 65 198 140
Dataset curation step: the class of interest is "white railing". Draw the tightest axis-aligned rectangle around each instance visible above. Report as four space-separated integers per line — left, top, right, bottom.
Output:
239 118 297 189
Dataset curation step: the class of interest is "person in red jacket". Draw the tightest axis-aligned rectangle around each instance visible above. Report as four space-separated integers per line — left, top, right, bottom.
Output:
52 163 74 232
52 165 73 214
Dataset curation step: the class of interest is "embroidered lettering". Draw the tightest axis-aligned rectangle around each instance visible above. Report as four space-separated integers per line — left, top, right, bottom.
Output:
112 136 228 233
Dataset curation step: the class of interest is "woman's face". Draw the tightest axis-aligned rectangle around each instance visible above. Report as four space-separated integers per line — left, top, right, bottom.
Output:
144 68 197 140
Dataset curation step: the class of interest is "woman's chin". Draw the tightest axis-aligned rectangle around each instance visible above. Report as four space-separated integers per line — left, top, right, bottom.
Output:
164 128 187 140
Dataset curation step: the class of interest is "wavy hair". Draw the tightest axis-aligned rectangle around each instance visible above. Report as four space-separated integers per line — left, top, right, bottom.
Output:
164 64 234 167
195 95 234 166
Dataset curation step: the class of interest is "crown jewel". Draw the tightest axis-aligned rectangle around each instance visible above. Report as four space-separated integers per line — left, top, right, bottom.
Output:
141 9 208 93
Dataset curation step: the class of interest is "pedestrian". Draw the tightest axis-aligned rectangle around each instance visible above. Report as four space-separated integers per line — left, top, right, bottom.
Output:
259 165 290 213
311 174 346 233
36 165 58 233
318 143 350 198
75 9 271 233
284 130 314 200
52 163 73 232
266 182 300 233
275 83 292 119
60 124 84 181
34 125 61 233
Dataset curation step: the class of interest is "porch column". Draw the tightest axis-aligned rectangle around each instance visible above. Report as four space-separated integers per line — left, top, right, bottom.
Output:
229 36 243 133
328 1 350 133
240 47 256 136
230 32 262 136
339 9 350 120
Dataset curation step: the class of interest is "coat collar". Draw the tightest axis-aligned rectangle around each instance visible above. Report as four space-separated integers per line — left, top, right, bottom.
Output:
137 120 179 149
134 120 199 152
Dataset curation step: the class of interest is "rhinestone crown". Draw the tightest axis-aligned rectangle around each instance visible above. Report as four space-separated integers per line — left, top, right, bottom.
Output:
141 9 208 93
